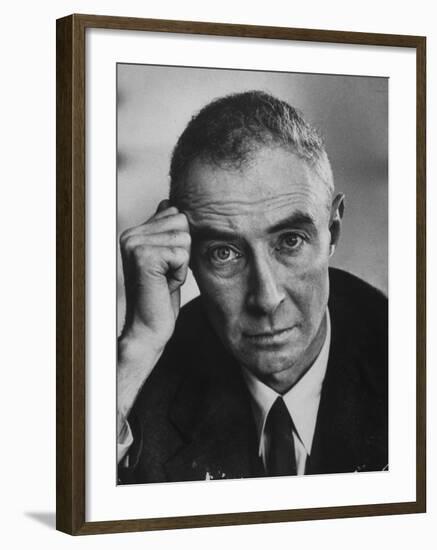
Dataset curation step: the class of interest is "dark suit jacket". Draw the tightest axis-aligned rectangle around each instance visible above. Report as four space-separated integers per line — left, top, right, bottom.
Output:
118 268 388 484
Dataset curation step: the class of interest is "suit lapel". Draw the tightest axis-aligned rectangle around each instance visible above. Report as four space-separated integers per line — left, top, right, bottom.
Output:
307 334 363 474
164 327 264 482
308 287 380 475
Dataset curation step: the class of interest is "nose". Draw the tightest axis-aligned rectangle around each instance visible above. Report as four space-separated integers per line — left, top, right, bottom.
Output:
246 252 286 315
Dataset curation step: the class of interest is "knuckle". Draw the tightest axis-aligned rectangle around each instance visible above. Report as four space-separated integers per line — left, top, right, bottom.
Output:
119 228 130 245
178 247 190 264
121 235 137 253
132 244 150 265
175 213 189 228
131 243 143 259
120 238 132 254
181 231 191 247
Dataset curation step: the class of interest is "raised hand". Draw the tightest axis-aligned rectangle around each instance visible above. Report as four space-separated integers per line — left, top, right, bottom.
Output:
117 200 191 433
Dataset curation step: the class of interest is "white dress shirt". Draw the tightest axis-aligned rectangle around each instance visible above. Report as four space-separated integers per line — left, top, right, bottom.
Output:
118 310 331 474
241 310 331 475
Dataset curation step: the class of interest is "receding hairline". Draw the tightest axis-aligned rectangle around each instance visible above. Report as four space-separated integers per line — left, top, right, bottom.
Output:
171 142 335 210
168 90 335 207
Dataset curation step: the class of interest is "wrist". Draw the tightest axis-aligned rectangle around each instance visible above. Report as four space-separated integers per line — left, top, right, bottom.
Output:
118 323 166 362
117 325 166 420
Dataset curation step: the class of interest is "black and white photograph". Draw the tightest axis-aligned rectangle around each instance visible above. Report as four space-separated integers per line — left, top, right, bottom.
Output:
1 0 433 543
116 64 388 485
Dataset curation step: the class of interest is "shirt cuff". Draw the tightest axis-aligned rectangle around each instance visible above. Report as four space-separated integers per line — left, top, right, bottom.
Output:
117 418 134 464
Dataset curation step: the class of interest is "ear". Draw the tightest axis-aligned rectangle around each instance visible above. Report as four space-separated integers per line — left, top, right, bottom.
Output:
328 193 345 257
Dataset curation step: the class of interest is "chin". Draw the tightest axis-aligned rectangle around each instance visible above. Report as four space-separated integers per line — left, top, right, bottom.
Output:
238 346 302 379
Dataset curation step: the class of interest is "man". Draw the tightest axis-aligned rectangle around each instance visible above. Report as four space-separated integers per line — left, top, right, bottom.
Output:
117 90 388 484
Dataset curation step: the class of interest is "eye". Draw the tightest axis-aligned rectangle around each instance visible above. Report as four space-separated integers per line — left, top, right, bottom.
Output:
209 245 242 264
276 232 305 252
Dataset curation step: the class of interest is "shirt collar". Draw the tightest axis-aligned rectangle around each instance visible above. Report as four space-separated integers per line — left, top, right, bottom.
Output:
241 309 331 455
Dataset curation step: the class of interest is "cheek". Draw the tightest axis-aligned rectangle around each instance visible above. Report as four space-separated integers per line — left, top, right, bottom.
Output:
302 273 329 330
285 258 329 315
193 267 245 325
298 232 331 285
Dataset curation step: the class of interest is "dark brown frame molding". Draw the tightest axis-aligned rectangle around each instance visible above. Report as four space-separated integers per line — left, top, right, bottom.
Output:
56 13 426 535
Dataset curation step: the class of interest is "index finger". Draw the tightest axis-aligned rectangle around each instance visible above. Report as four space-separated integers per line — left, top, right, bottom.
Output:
153 200 179 221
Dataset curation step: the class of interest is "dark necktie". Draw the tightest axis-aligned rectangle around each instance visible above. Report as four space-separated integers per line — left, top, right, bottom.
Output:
265 396 297 476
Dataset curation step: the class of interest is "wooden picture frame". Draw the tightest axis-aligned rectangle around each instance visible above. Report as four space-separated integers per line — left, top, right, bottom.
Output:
56 13 426 535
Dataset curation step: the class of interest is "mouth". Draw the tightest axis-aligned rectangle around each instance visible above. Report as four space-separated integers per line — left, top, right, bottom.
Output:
243 326 295 347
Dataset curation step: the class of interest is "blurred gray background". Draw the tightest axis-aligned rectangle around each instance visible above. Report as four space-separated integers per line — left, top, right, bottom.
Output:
117 64 388 332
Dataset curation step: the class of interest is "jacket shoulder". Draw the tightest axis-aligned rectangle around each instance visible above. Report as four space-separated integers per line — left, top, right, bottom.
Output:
329 267 387 304
328 267 388 394
328 268 387 334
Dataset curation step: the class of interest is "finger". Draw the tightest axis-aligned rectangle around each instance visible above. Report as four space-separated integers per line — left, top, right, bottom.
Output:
123 231 191 251
167 249 190 292
152 206 180 221
154 199 181 221
121 213 189 242
137 245 190 288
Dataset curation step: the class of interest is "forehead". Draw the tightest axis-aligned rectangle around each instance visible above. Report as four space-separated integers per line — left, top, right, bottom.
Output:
180 147 330 233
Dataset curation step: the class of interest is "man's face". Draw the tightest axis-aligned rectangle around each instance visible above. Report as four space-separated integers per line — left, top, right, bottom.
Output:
181 146 339 392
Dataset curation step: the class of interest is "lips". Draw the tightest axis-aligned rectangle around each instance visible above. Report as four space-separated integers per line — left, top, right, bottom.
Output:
246 327 292 338
243 326 295 346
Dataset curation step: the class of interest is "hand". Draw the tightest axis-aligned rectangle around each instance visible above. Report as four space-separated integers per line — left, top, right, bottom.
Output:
119 199 191 351
117 200 191 432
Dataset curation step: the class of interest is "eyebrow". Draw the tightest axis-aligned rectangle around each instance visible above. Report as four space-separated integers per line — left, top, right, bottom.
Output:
190 211 317 242
266 212 317 234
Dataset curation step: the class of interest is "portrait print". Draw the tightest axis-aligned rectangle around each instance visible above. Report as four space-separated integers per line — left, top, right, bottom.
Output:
116 64 388 485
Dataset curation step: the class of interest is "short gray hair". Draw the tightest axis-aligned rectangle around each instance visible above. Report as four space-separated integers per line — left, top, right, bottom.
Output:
169 90 334 204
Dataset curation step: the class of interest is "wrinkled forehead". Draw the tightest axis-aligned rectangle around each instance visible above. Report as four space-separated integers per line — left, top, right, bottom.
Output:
177 148 332 227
